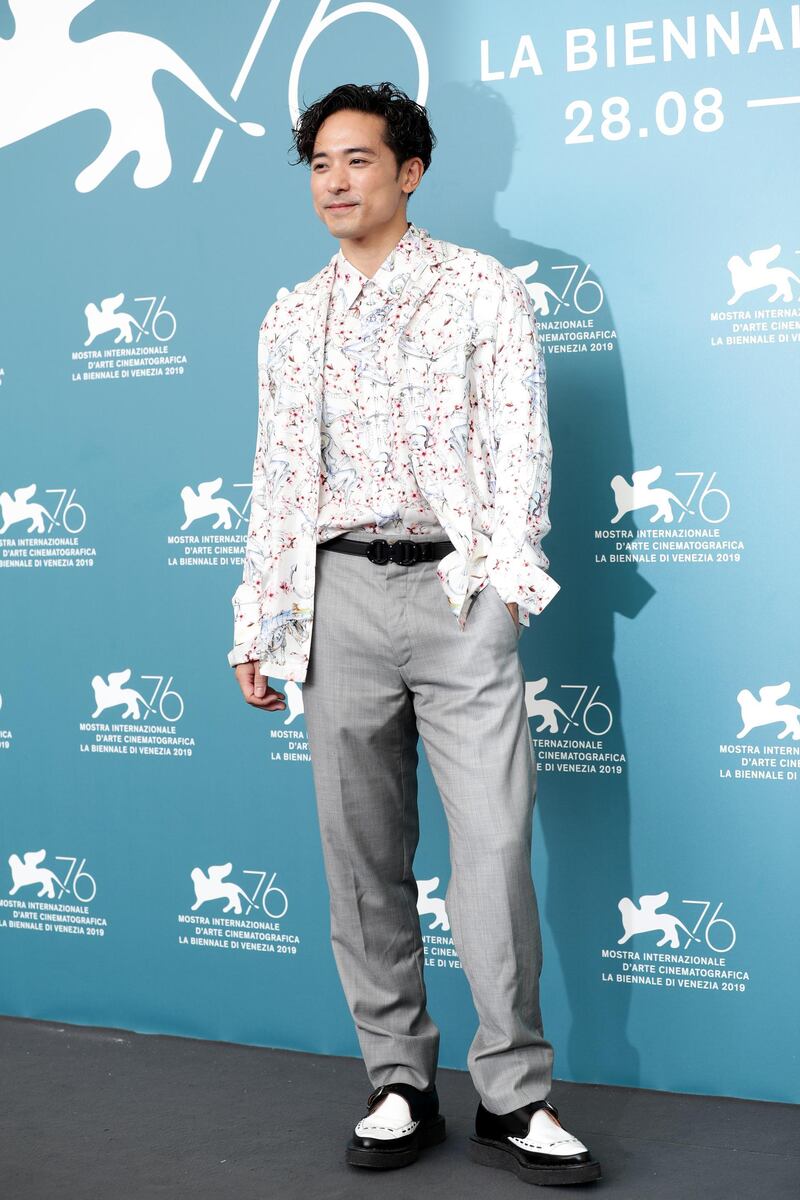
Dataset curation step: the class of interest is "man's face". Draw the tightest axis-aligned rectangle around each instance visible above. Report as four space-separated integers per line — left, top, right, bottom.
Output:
310 109 422 238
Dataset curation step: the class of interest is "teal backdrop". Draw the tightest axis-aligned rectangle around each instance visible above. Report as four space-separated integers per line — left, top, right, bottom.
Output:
1 0 798 1104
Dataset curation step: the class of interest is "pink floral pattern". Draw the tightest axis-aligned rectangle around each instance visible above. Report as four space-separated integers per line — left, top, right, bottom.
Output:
228 223 560 682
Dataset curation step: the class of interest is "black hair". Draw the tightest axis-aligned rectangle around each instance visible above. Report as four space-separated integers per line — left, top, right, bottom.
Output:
289 81 436 203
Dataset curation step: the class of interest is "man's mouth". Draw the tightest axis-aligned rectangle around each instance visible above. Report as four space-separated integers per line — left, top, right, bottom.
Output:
328 203 356 210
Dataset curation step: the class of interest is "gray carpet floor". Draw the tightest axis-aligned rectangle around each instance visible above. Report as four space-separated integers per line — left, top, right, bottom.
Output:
1 1015 797 1199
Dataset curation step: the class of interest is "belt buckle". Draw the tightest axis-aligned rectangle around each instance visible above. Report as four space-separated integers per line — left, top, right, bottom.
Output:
365 538 429 566
392 539 421 565
365 538 390 565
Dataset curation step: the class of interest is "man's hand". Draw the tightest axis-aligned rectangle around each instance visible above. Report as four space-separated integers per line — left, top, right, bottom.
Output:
233 661 287 711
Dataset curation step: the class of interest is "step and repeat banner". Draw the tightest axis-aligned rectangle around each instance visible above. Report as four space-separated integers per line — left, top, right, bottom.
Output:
1 1 798 1104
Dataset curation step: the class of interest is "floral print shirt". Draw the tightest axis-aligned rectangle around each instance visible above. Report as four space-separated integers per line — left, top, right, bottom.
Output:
318 223 446 540
228 222 560 682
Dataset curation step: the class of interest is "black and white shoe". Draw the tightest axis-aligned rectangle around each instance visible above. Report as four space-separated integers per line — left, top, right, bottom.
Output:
468 1097 601 1186
345 1081 446 1169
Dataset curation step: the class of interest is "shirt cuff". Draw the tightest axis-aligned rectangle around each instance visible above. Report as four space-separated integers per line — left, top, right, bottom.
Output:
486 549 561 624
228 584 260 666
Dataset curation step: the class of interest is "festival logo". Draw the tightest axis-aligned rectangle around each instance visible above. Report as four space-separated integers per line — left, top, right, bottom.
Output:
0 481 97 568
1 847 108 939
525 677 626 776
166 477 250 573
177 860 301 956
79 668 196 759
600 889 749 993
710 240 800 348
71 291 188 383
512 257 617 358
720 680 800 783
594 465 744 566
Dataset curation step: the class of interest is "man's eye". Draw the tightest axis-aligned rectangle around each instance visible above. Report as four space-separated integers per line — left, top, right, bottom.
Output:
313 160 366 170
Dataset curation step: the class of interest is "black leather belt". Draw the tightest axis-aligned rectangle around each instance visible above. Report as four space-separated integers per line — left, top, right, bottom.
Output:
318 534 454 565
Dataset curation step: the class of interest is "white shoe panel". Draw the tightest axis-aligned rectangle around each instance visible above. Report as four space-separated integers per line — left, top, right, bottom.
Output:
508 1108 588 1156
354 1091 420 1140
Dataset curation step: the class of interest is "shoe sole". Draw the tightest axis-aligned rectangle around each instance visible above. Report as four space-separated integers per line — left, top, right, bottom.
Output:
468 1136 602 1186
346 1113 447 1169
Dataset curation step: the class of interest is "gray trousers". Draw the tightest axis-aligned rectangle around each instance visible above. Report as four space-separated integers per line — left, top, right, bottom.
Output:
301 531 554 1114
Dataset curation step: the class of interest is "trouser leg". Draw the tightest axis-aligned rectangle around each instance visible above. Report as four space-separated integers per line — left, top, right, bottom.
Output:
301 545 440 1091
404 564 555 1113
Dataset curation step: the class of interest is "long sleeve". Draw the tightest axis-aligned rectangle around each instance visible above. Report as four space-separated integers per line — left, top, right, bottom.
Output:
227 306 276 667
485 268 560 625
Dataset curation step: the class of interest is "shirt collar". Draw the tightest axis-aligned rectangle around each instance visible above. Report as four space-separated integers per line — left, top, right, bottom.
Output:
334 221 424 310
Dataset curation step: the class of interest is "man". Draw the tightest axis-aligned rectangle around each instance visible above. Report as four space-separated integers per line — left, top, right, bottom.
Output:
229 82 601 1187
